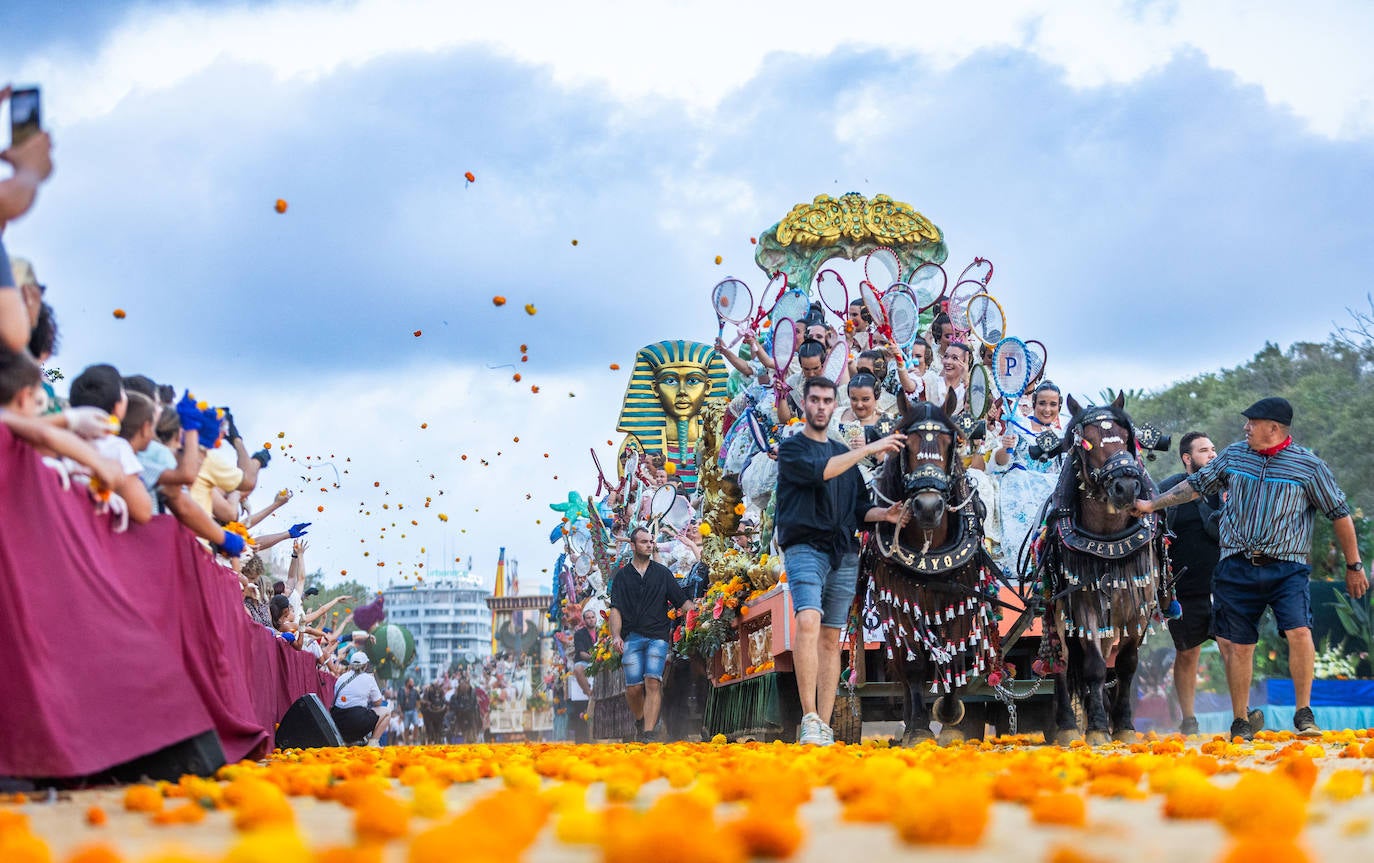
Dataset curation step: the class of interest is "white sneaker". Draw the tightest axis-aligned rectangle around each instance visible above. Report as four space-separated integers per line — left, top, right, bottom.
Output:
798 712 826 745
819 720 835 746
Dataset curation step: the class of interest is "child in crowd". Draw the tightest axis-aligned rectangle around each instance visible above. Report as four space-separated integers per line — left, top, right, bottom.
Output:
0 349 123 490
66 363 154 524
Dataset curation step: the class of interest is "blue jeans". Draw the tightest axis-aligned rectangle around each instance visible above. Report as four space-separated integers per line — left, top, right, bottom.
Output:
622 632 670 685
783 544 859 628
1212 555 1312 645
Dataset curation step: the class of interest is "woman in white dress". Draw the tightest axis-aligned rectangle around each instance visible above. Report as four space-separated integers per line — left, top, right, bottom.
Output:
989 381 1067 580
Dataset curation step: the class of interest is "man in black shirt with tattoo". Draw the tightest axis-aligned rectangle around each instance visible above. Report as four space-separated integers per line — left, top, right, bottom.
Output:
609 528 694 741
1160 432 1224 736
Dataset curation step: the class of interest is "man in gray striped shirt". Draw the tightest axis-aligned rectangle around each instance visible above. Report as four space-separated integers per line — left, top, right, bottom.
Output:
1136 397 1368 741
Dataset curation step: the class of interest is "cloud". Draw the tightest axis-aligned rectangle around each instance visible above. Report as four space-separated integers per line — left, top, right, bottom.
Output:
13 0 1374 138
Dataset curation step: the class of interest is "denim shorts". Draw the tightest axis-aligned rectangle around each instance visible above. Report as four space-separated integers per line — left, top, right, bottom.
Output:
783 544 859 629
621 632 670 685
1212 556 1312 645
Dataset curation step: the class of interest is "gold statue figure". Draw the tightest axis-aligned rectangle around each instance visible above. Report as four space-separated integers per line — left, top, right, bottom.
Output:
615 340 728 493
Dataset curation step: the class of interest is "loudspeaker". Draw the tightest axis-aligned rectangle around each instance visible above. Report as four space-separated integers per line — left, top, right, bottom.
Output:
106 729 227 782
276 693 344 750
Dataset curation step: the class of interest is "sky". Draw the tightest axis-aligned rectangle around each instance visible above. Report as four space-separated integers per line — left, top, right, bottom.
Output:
4 0 1373 592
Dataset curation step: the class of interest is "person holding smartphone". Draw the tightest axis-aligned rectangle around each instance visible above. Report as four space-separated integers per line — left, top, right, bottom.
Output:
1 84 54 354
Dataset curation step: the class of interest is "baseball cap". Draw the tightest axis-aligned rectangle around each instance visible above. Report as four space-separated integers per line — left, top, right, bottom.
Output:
1242 397 1293 425
349 652 369 667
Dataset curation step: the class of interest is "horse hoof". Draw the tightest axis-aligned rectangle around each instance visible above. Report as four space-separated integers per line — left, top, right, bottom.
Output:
1055 729 1082 747
1085 730 1112 747
1112 728 1139 744
902 728 936 747
937 728 966 746
933 695 965 726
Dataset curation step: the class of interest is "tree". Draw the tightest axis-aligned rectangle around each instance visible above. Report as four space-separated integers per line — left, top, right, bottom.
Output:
1128 333 1374 573
302 572 372 634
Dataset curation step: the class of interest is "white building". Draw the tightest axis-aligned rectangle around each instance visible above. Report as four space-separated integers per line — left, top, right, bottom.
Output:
382 568 492 683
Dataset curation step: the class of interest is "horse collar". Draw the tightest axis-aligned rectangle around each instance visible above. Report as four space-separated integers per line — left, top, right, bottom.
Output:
1054 515 1156 559
876 506 981 574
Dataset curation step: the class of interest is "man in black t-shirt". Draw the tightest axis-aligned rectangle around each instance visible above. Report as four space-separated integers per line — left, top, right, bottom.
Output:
1161 431 1223 736
609 528 695 741
775 375 907 746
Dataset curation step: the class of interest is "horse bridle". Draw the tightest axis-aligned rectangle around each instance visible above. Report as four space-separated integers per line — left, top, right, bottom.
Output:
900 418 957 503
1071 410 1144 496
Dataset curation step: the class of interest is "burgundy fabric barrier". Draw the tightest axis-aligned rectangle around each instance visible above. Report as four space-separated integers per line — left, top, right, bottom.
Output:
0 425 333 777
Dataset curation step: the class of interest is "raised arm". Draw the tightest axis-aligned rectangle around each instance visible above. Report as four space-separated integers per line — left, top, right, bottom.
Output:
160 486 247 557
714 336 755 376
232 437 261 493
247 488 291 528
287 539 307 594
303 595 344 626
823 434 905 480
157 429 204 488
0 409 124 490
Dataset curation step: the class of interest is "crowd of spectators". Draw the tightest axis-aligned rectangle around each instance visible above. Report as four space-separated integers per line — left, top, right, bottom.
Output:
0 86 409 750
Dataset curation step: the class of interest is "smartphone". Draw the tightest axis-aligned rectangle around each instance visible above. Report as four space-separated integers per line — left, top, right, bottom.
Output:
9 87 41 147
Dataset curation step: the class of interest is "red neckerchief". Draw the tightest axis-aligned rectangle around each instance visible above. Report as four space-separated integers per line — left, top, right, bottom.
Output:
1254 436 1293 457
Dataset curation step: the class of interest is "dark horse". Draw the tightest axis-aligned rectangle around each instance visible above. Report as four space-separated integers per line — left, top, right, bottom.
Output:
858 391 1005 746
1033 393 1169 746
447 680 483 743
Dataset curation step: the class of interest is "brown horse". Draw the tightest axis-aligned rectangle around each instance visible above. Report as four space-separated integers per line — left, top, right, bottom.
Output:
1035 393 1167 745
859 390 1004 746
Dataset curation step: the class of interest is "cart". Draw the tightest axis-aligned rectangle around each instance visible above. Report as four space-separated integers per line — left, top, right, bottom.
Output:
700 578 1056 742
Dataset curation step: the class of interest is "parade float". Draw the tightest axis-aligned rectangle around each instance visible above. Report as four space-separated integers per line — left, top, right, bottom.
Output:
547 192 1076 742
485 548 558 739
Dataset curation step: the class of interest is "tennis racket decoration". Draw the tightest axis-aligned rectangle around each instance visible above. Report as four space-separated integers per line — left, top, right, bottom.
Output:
967 360 992 419
590 446 625 497
991 337 1031 403
1025 339 1047 385
865 246 902 287
859 280 885 332
771 317 799 374
908 261 947 313
815 269 850 322
752 272 789 326
771 288 811 329
957 257 995 288
883 288 920 350
823 342 848 381
746 409 775 454
663 494 693 531
943 279 982 338
730 271 789 346
648 484 678 532
964 292 1007 347
711 278 753 342
771 316 799 413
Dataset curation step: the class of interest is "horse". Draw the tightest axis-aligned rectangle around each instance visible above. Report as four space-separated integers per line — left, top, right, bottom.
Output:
1031 392 1169 746
857 390 1007 746
447 680 483 743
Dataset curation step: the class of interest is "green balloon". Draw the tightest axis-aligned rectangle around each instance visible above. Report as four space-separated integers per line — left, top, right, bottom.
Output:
366 623 416 679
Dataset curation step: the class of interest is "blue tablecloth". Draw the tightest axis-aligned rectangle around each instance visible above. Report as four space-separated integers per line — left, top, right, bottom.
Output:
1196 707 1374 735
1266 678 1374 707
